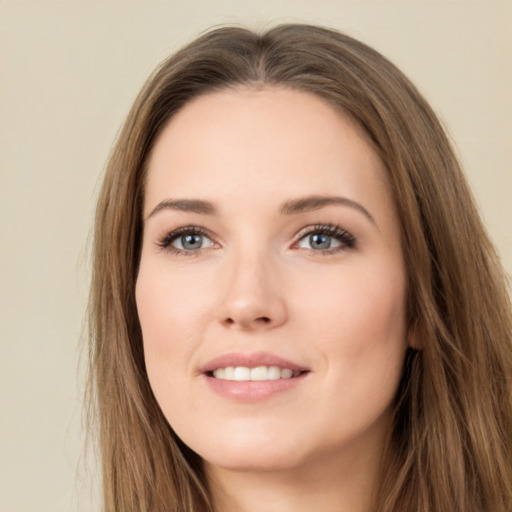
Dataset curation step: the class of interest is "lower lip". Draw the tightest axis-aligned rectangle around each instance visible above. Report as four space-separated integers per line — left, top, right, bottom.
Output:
203 373 308 402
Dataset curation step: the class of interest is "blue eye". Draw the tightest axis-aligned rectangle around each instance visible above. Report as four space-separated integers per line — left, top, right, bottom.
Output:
298 233 342 250
158 227 215 254
302 233 338 250
296 225 355 253
172 233 213 251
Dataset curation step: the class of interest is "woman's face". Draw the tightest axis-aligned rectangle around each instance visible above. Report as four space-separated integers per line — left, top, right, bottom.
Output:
136 87 408 475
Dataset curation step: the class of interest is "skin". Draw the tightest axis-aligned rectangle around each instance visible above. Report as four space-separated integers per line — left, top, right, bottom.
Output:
136 87 409 512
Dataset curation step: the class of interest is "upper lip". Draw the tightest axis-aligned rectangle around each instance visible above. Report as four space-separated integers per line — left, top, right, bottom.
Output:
200 351 309 374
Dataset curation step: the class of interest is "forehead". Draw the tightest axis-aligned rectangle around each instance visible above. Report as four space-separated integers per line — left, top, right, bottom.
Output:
144 87 392 216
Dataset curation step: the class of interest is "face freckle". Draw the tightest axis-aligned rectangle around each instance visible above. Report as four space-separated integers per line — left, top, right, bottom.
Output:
135 87 408 479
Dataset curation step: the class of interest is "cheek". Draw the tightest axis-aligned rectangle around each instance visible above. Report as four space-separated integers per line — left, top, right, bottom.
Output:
136 260 210 346
295 260 408 380
300 260 405 331
294 265 408 436
135 263 207 397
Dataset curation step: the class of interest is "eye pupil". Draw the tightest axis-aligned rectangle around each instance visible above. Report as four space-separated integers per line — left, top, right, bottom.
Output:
182 234 203 249
310 233 331 249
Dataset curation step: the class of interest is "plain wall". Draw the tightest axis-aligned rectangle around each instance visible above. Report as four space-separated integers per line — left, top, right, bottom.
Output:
1 1 510 511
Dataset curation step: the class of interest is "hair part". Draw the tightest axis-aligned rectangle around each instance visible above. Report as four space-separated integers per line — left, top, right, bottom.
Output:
87 24 512 512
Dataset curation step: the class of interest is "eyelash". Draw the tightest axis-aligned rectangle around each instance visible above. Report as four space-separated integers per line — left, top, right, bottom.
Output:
156 223 356 256
294 224 356 255
156 226 216 256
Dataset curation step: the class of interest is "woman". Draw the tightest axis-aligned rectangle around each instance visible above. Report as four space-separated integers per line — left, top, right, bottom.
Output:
87 24 512 512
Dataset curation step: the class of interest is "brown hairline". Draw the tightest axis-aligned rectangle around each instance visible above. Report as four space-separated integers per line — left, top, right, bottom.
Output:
86 23 512 512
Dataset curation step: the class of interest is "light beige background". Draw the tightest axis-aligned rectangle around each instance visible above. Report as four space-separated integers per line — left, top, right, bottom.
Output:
0 1 510 511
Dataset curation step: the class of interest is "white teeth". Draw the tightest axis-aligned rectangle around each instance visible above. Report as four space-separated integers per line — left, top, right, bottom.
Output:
212 365 300 381
234 366 251 380
250 366 268 381
213 368 225 379
224 366 235 380
280 368 293 379
267 366 281 380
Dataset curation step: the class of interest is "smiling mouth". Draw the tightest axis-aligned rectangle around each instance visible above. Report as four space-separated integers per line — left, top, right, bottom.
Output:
209 366 307 381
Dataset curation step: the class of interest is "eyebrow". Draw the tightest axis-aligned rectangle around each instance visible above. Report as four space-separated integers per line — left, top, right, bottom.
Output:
280 195 376 226
146 195 375 226
147 199 217 219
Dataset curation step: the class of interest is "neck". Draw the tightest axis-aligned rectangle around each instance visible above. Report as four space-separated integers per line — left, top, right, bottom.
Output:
205 436 386 512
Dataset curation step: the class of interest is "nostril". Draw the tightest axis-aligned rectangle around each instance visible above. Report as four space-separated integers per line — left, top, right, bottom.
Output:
223 316 271 327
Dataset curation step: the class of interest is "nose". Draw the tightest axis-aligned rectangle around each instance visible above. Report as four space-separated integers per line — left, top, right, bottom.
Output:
217 251 288 331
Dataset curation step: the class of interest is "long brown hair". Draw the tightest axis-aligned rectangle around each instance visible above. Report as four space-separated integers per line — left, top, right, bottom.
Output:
87 24 512 511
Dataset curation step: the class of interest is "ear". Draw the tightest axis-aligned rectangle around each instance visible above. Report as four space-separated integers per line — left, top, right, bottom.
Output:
407 322 422 350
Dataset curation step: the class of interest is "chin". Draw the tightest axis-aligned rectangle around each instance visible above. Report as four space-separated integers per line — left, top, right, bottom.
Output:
204 449 306 474
184 428 308 473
